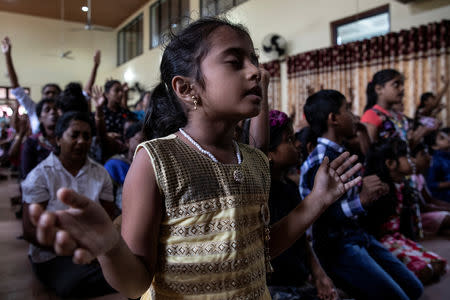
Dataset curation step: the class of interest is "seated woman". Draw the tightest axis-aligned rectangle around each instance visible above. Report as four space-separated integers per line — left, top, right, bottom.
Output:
364 137 446 284
21 111 118 298
267 110 340 300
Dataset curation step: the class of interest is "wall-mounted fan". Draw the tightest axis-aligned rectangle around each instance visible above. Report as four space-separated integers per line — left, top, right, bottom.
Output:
262 34 287 60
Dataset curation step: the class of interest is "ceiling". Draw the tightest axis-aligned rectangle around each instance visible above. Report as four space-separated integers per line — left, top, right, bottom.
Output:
0 0 149 28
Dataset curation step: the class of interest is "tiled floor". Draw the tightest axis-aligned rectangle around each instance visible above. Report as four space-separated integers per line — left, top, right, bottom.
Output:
1 168 449 299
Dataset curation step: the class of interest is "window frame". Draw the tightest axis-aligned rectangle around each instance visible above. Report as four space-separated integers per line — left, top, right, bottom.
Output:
117 13 144 66
200 0 248 17
330 4 390 46
149 0 190 49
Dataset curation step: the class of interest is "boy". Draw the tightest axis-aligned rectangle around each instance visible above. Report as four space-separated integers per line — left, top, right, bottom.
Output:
425 127 450 202
300 90 423 300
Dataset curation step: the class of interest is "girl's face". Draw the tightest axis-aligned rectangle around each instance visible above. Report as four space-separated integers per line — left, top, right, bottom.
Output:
270 127 300 169
105 83 123 105
57 120 92 161
415 148 431 174
197 26 262 121
377 75 404 105
39 102 58 130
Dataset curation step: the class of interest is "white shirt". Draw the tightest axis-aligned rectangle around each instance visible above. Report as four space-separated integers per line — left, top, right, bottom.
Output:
11 87 40 134
21 152 114 263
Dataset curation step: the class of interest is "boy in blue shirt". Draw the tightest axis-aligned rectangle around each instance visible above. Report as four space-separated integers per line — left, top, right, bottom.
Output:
300 90 423 300
426 127 450 202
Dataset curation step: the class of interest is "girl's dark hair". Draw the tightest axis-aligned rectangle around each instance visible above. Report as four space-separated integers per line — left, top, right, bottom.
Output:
55 111 93 139
365 137 408 182
104 80 121 93
268 118 292 152
41 83 61 95
296 126 317 161
142 83 187 140
304 89 346 137
365 69 403 112
57 83 89 113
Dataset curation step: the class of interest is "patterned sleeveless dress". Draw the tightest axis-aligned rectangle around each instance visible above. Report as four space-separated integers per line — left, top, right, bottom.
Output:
137 134 272 299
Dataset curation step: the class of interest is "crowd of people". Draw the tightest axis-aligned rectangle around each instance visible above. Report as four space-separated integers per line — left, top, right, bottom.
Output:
0 17 449 300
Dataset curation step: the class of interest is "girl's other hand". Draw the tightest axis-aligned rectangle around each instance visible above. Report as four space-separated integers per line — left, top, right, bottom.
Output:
29 188 120 264
312 152 362 208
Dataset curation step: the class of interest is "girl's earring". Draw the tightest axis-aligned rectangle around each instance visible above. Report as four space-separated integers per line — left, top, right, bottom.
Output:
192 95 198 110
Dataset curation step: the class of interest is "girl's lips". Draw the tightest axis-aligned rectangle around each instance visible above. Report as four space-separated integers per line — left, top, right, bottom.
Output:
244 85 262 98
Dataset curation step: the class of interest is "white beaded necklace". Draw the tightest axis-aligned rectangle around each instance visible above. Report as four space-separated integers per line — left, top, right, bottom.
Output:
179 128 242 164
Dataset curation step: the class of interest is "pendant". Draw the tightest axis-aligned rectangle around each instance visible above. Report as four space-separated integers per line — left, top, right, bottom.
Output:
233 169 243 183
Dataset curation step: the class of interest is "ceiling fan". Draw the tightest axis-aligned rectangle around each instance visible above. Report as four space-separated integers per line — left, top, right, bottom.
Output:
41 50 74 60
72 0 113 32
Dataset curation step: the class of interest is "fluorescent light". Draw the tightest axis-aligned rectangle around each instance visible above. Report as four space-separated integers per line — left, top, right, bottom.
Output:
82 6 89 12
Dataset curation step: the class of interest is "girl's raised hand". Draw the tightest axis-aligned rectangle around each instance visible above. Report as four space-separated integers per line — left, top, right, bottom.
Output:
92 85 106 108
29 188 120 264
312 152 362 208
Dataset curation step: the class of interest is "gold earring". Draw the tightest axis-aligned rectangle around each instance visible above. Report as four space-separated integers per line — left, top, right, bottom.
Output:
192 95 198 110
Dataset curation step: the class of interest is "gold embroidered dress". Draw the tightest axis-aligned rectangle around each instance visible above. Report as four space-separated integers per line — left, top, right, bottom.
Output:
138 134 271 299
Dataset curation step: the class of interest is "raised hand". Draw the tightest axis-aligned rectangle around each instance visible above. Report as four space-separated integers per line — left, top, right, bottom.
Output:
29 188 120 264
92 85 106 108
1 36 11 54
94 50 101 66
312 152 362 208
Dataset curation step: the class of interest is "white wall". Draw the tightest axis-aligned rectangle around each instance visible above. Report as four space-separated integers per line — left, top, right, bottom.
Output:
1 0 449 107
0 11 115 101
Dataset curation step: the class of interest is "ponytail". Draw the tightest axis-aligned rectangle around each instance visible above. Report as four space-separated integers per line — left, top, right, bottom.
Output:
365 81 377 112
142 83 187 141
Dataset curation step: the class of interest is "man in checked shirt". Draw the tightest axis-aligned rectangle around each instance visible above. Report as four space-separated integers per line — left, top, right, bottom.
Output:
299 90 423 300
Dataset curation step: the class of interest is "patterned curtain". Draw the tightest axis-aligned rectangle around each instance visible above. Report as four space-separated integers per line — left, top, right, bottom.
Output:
262 60 282 111
287 19 450 129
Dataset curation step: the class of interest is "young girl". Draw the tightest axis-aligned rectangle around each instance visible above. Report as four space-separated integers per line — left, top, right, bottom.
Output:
361 69 408 143
364 137 446 284
267 110 339 300
101 79 132 134
28 18 361 299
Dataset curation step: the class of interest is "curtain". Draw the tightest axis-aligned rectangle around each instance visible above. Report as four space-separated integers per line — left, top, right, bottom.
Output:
262 60 282 111
287 19 450 129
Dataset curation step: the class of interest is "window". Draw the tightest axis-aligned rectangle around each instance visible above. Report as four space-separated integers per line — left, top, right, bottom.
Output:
200 0 248 17
0 86 30 100
331 5 390 45
117 14 143 65
150 0 190 49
